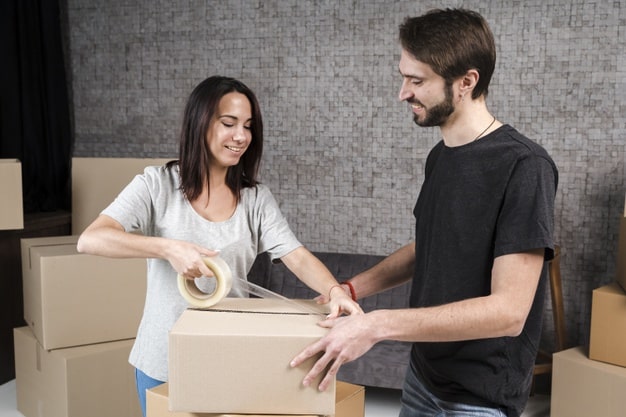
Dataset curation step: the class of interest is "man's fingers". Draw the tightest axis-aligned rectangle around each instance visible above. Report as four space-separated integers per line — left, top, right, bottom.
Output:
290 339 325 369
300 350 336 388
313 351 347 391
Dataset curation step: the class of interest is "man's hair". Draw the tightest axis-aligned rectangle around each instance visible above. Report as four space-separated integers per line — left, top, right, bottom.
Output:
399 8 496 99
168 75 263 203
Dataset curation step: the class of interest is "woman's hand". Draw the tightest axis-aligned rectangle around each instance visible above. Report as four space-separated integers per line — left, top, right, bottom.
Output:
164 239 221 279
325 285 363 318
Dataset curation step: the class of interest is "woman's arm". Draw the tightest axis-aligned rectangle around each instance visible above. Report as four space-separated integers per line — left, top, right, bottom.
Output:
77 214 219 279
280 246 363 317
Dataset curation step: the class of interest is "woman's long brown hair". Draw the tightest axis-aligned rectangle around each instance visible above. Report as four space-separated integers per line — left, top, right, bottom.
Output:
167 76 263 203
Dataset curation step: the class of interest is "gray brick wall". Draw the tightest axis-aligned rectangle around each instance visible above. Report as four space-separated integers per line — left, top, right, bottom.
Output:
65 0 626 349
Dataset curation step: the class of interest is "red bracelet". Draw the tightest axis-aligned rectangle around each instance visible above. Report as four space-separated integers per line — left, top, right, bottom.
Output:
341 281 357 301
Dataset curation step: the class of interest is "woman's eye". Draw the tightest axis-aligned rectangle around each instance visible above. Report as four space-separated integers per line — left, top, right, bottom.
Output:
244 125 252 130
222 122 234 128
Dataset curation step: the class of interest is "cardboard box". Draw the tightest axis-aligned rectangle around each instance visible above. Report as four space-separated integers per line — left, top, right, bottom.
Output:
589 283 626 367
0 159 23 230
168 298 335 415
617 213 626 292
147 381 364 417
13 326 141 417
72 157 171 234
21 235 146 350
551 346 626 417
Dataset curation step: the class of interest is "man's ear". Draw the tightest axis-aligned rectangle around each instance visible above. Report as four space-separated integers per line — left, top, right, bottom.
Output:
458 69 480 99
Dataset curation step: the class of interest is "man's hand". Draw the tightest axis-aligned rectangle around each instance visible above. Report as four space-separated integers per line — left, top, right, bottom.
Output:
290 312 379 391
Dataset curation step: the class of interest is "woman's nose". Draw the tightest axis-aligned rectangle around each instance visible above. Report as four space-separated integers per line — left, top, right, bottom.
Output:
233 128 246 142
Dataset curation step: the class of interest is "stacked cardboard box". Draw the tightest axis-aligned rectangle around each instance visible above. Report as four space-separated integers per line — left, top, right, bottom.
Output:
20 235 146 350
15 234 146 417
71 157 170 234
551 196 626 416
13 157 168 417
147 380 365 417
616 195 626 292
0 159 24 230
168 298 338 415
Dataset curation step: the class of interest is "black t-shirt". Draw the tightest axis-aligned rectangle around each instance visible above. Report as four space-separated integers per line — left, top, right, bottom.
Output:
410 124 558 417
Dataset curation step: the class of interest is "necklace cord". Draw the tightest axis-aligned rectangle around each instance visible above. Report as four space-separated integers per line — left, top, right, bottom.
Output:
473 116 496 142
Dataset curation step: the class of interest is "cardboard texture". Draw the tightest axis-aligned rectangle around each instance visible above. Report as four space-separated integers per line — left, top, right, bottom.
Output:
71 157 171 234
589 283 626 367
616 215 626 292
551 346 626 417
13 326 141 417
146 381 364 417
21 235 146 350
168 298 335 415
0 159 23 230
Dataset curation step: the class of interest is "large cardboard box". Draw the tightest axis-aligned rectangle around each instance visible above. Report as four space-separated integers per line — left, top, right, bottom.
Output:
0 159 23 230
72 157 171 234
589 283 626 367
551 346 626 417
146 381 364 417
13 326 141 417
168 298 335 415
21 234 146 350
616 205 626 291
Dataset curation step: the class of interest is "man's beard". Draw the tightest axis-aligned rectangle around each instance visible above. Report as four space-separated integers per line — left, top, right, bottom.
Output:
412 83 455 127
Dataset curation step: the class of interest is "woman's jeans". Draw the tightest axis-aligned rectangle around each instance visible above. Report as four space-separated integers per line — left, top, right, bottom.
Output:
399 362 506 417
135 368 165 417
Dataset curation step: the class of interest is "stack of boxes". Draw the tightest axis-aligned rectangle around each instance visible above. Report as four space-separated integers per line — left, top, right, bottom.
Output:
13 158 165 417
152 297 365 417
13 157 366 417
0 159 24 230
550 197 626 417
14 236 147 417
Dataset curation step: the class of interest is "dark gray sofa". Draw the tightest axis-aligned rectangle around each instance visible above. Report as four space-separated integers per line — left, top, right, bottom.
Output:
247 251 412 390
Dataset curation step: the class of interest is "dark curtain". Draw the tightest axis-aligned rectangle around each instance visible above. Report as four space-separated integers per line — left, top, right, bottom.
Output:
0 0 72 213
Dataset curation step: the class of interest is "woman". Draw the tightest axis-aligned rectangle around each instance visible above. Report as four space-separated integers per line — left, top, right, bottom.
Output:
77 75 361 416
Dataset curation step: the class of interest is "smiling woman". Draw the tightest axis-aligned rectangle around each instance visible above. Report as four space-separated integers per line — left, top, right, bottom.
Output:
74 75 362 417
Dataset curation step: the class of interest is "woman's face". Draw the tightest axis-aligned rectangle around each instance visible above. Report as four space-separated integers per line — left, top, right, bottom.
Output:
206 92 252 169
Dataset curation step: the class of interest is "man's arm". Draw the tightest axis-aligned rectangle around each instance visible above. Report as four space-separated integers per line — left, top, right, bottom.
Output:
348 242 416 299
291 248 545 391
315 242 416 303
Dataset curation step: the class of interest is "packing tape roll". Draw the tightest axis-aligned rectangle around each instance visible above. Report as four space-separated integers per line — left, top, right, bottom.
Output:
177 256 233 309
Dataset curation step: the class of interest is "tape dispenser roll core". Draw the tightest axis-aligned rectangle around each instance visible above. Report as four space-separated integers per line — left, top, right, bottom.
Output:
177 256 233 309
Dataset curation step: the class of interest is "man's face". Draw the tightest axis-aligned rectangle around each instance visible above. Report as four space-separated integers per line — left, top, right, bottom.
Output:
398 49 455 127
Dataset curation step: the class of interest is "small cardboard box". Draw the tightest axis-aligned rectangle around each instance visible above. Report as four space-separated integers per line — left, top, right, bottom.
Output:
589 283 626 367
168 298 335 415
551 346 626 417
147 381 364 417
0 159 23 230
71 157 171 234
21 235 146 350
616 206 626 292
13 326 141 417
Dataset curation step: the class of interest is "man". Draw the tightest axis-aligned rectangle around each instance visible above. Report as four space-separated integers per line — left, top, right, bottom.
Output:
291 8 558 417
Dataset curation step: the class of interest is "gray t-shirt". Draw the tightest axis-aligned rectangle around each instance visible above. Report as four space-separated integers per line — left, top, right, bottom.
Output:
101 164 302 380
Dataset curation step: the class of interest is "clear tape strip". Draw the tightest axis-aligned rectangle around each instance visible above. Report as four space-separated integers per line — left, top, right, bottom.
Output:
177 256 326 315
237 279 326 316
